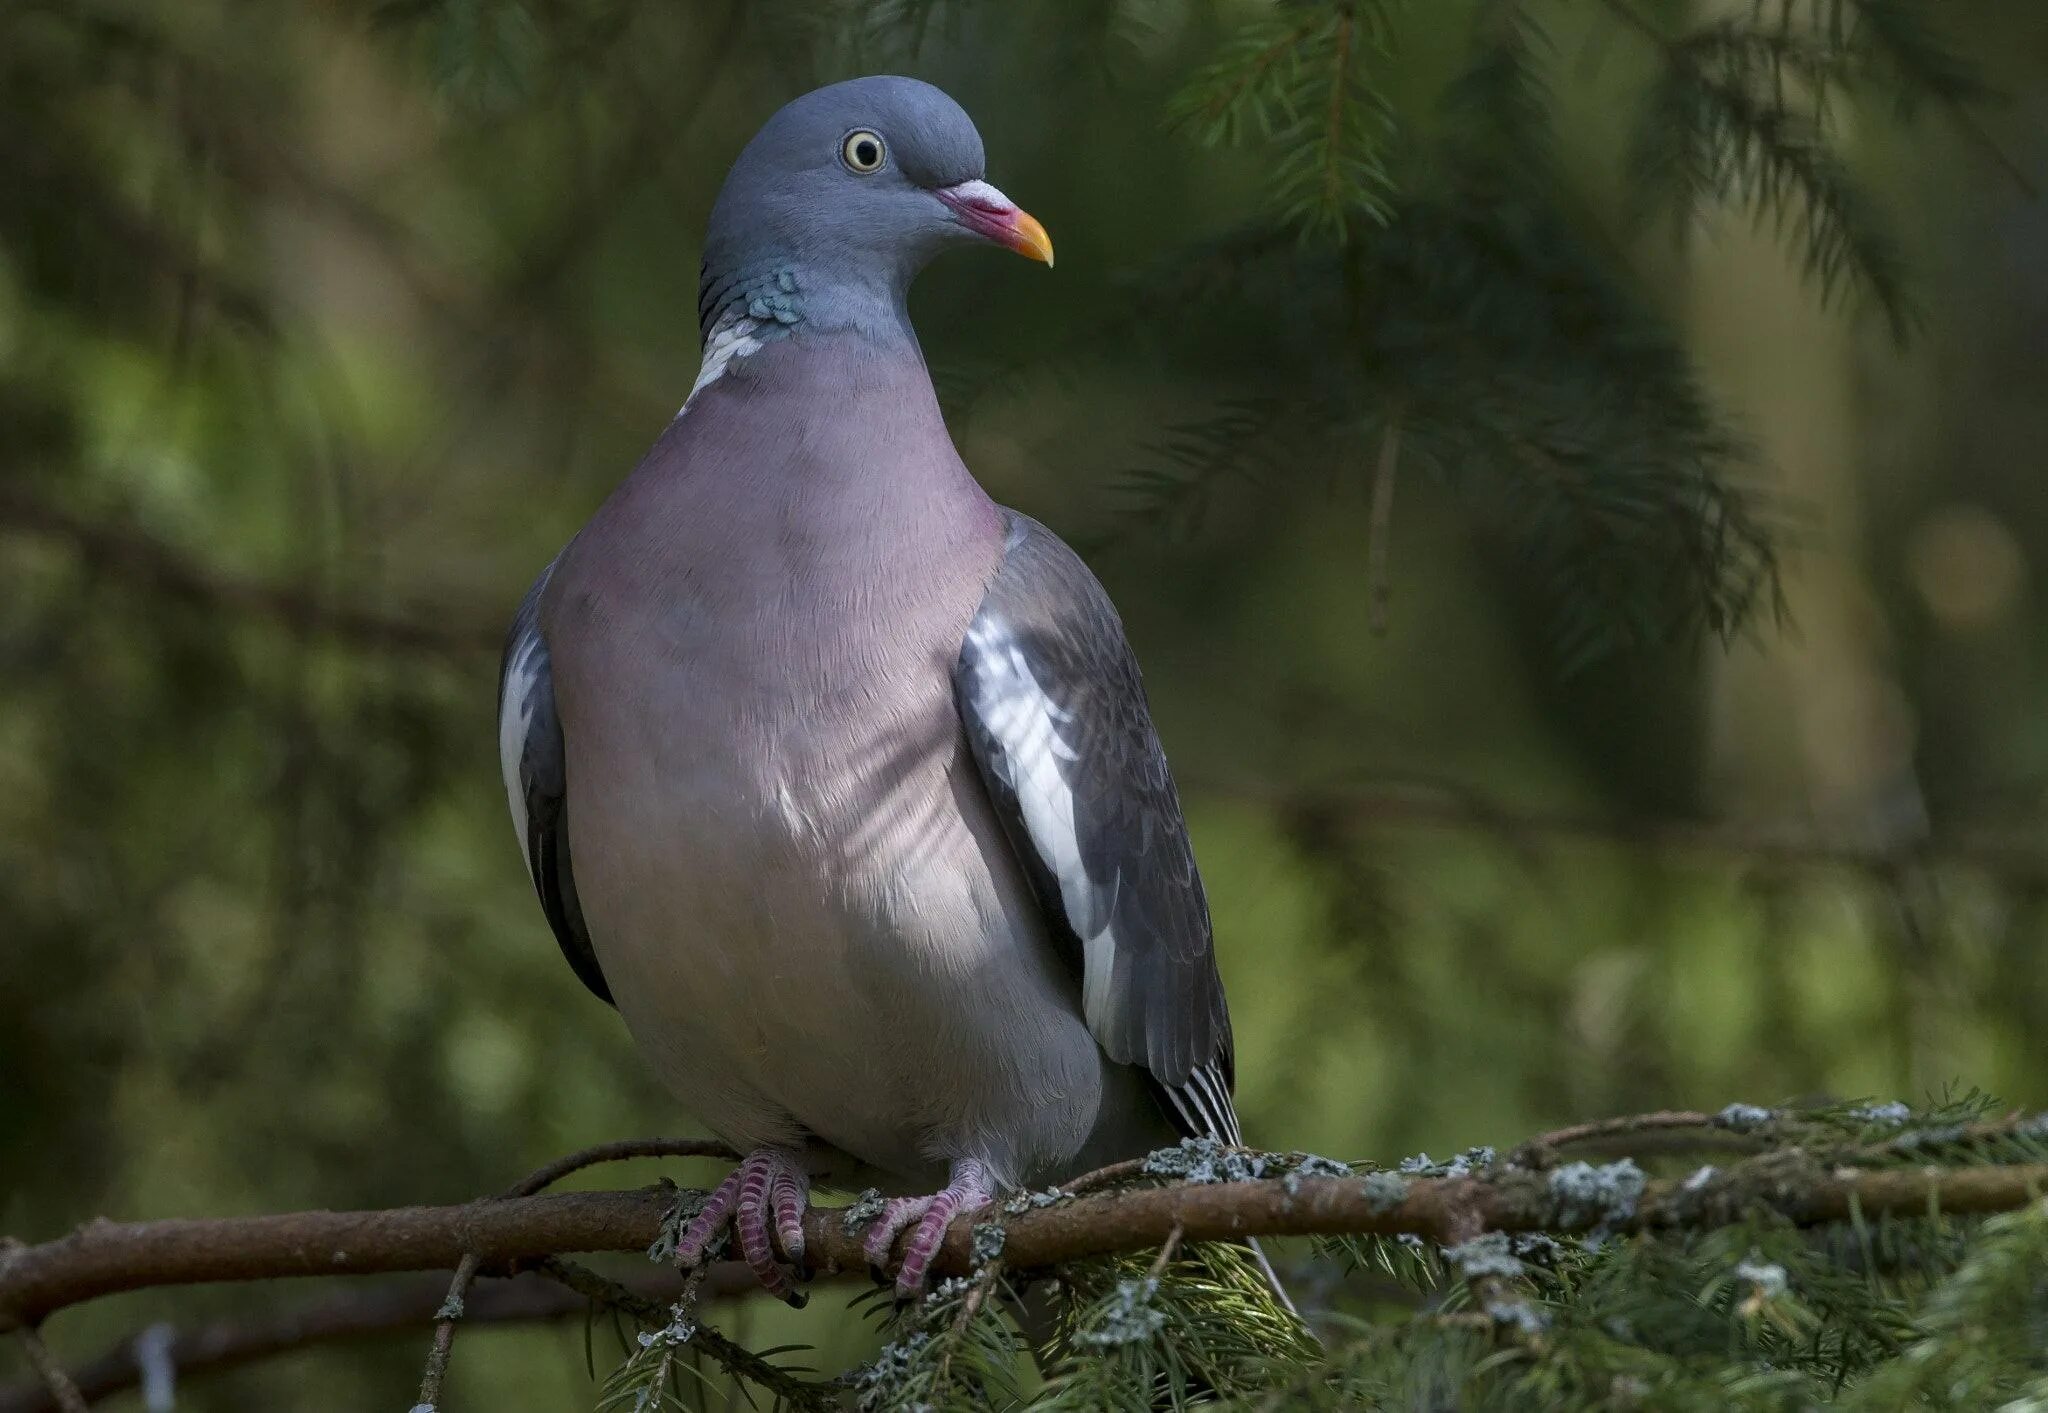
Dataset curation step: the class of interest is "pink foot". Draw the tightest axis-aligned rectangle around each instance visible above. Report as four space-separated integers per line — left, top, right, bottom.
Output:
860 1158 997 1298
674 1148 810 1304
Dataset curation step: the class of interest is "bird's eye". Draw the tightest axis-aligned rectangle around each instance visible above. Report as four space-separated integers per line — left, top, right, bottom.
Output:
840 129 886 174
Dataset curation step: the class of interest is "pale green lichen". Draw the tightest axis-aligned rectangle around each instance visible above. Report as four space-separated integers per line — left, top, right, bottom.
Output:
970 1221 1006 1266
1078 1277 1168 1347
1892 1123 1969 1151
1715 1103 1777 1132
1444 1231 1524 1279
1283 1153 1354 1195
646 1188 711 1265
635 1302 697 1351
855 1330 932 1409
1142 1136 1272 1184
1360 1171 1410 1214
1398 1145 1496 1178
1548 1159 1646 1233
1735 1259 1788 1299
1486 1295 1552 1335
840 1187 888 1233
1001 1186 1072 1215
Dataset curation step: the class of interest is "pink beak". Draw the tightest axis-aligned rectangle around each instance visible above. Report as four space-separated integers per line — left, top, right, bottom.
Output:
934 180 1055 267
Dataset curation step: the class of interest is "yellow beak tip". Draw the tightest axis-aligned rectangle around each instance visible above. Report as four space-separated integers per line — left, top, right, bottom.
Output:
1012 211 1055 268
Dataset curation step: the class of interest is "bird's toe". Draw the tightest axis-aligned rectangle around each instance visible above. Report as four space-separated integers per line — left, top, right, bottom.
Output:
674 1149 811 1306
674 1166 746 1268
770 1168 808 1269
883 1160 999 1298
892 1200 960 1298
861 1195 934 1273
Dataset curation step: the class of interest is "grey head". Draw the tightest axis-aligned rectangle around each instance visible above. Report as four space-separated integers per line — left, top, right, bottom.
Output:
697 76 1052 345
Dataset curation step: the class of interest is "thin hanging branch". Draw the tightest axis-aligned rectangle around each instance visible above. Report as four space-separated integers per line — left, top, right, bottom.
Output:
0 1269 771 1413
508 1139 737 1195
9 1331 85 1413
1194 775 2048 880
407 1137 736 1408
1365 408 1403 635
411 1252 478 1411
536 1256 831 1410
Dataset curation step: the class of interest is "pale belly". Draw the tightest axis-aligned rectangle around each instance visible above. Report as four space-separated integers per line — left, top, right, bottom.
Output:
564 690 1119 1191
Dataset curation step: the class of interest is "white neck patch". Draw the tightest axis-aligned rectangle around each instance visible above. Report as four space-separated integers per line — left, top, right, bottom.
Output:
680 314 766 414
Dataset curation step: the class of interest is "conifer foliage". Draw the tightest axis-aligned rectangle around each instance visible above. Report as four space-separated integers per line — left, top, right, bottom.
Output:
1110 0 2009 666
593 1096 2048 1411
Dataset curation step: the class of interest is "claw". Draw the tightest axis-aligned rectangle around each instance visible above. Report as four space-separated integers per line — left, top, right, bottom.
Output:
860 1159 997 1299
672 1148 810 1305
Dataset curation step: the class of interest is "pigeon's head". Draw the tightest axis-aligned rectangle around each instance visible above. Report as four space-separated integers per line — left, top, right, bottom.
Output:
701 77 1051 332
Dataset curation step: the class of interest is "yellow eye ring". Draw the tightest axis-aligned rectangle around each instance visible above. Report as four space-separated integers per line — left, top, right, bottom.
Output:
840 129 886 174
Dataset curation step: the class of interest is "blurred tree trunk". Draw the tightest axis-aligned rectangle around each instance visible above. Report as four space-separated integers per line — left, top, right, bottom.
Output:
1687 1 1932 1091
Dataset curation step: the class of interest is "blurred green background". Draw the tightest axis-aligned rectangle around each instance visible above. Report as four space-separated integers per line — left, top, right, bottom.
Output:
4 0 2046 1405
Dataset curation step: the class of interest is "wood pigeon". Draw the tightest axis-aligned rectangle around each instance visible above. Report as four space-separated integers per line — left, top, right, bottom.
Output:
498 75 1239 1300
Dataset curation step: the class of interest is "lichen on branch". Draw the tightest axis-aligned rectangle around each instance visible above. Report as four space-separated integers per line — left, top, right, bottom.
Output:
11 1096 2048 1408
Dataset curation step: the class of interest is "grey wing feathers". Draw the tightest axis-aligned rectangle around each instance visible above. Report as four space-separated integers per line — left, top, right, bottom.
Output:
954 510 1238 1144
499 561 612 1006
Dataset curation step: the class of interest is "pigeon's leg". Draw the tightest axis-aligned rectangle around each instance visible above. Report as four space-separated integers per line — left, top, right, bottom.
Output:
674 1147 811 1304
860 1158 997 1298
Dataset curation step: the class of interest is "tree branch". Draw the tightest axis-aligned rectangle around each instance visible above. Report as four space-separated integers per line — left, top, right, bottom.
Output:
411 1253 478 1411
0 487 500 657
1507 1109 1735 1166
503 1138 736 1196
0 1190 676 1332
9 1146 2048 1338
1202 775 2048 879
0 1268 758 1413
410 1138 735 1405
9 1331 84 1413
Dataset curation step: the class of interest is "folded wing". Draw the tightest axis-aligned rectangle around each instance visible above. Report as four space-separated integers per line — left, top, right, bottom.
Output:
499 561 612 1006
954 511 1237 1143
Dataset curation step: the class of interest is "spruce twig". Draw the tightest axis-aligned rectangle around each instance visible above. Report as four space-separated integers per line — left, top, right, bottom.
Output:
1365 408 1402 636
11 1330 86 1413
408 1139 737 1408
